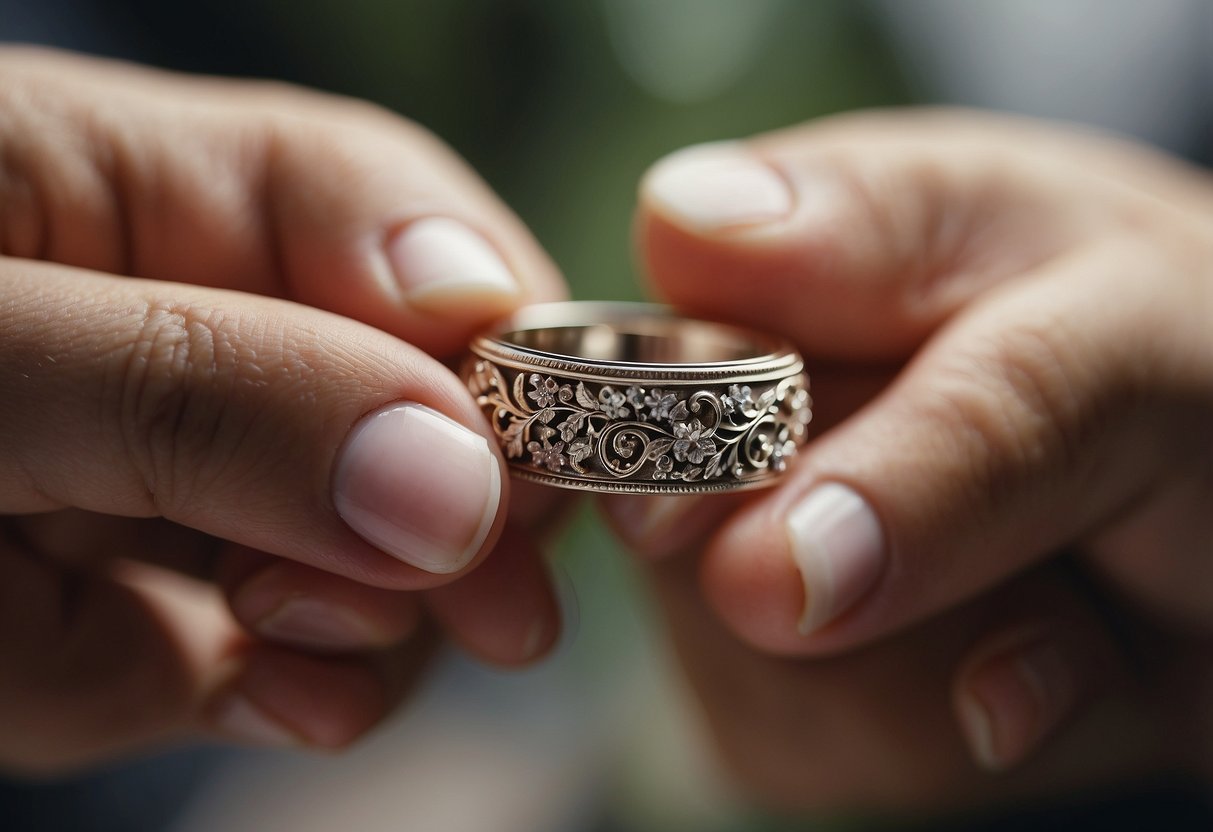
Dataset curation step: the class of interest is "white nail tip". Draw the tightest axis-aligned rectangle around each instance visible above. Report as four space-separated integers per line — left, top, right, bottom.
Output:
785 482 885 636
547 562 580 657
521 617 547 660
644 142 792 231
456 450 501 574
213 695 298 747
957 693 1001 771
390 217 518 301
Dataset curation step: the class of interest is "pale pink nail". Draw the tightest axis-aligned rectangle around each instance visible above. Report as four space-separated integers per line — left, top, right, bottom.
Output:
255 597 383 651
387 217 518 308
785 482 886 635
334 403 501 574
957 633 1077 771
211 694 300 747
546 561 579 657
644 142 793 232
600 494 702 559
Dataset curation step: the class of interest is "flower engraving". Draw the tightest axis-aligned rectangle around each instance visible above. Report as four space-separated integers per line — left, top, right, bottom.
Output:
643 388 679 423
597 386 630 420
783 387 813 439
527 374 559 408
625 385 647 413
526 438 566 472
672 418 717 464
721 384 755 420
465 358 811 487
768 425 798 472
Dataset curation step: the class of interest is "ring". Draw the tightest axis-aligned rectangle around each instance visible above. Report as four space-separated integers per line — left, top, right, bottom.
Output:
462 302 811 494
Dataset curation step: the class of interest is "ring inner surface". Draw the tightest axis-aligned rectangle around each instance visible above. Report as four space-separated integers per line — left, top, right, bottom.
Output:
500 319 777 365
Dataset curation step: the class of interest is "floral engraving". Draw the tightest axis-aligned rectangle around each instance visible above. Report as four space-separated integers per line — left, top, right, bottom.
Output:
720 384 754 420
527 437 566 472
597 386 630 420
672 418 716 464
643 388 679 422
466 358 810 486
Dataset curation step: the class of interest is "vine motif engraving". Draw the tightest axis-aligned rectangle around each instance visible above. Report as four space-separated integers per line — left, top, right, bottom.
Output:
466 359 811 484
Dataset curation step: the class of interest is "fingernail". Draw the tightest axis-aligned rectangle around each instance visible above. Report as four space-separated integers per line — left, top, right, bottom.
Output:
211 693 300 747
387 217 519 310
600 494 701 559
957 633 1077 771
644 142 793 232
547 560 580 657
255 597 383 651
233 564 389 651
334 403 501 574
786 482 886 635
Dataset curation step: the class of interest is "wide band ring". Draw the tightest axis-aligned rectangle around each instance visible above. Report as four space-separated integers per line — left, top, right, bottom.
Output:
462 302 811 494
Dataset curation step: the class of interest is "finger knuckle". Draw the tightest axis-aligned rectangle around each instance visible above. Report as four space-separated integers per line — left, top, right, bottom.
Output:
242 78 403 129
0 64 130 268
798 148 1002 320
109 301 262 514
255 86 431 157
0 76 58 262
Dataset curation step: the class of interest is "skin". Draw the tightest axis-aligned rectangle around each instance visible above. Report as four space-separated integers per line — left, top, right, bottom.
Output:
603 110 1213 813
5 45 1213 820
0 47 568 773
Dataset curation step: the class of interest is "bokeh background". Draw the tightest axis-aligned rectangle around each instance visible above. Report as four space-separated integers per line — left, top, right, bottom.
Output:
2 1 1211 830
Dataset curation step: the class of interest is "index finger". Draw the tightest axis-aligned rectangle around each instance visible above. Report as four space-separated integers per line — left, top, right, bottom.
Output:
0 46 567 357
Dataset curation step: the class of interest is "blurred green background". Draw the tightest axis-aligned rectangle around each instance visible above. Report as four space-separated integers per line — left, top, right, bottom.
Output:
97 0 908 300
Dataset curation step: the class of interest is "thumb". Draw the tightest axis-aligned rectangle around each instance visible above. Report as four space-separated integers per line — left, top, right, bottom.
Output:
0 47 566 359
0 259 508 589
633 111 1213 654
637 111 1129 361
692 239 1212 654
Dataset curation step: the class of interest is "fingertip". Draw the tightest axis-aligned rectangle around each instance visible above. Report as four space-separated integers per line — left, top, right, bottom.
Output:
698 480 891 657
784 482 887 637
597 492 743 561
229 560 422 653
209 692 304 748
953 626 1084 773
634 134 954 361
424 528 562 667
598 494 697 560
386 216 525 320
641 142 794 236
636 139 806 293
208 648 389 750
545 559 579 659
635 143 836 349
332 402 506 579
508 478 573 533
265 120 568 357
699 501 808 655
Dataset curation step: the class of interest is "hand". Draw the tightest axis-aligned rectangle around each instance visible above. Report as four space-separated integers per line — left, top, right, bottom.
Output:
0 48 566 774
603 110 1213 812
